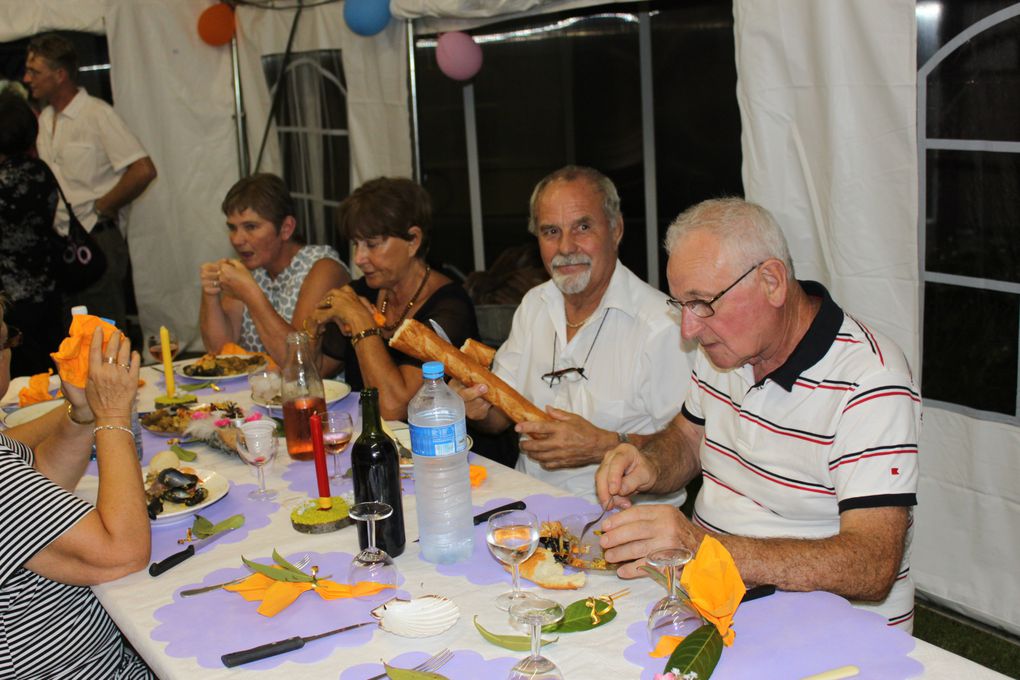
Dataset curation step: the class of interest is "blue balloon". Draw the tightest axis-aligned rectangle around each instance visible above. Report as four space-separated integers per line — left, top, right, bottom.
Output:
344 0 391 37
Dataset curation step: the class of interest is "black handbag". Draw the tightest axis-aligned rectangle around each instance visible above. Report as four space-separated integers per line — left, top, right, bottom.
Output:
44 164 108 292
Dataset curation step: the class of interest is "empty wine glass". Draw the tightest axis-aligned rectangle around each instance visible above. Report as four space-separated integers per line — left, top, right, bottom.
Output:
348 501 398 592
322 411 353 480
486 509 539 611
646 547 701 650
508 597 564 680
146 330 180 365
236 420 278 501
248 368 281 406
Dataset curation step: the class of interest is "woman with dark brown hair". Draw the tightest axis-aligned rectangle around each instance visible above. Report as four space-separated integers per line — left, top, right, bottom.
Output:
311 177 478 420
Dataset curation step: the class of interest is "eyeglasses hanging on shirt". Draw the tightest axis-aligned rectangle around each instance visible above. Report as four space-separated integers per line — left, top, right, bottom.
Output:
541 310 610 387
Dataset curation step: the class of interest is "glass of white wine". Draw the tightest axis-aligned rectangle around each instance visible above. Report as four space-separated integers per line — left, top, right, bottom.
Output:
486 509 539 611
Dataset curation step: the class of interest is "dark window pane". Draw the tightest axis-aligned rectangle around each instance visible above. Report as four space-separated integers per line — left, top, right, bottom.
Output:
925 149 1020 283
922 282 1018 415
924 10 1020 141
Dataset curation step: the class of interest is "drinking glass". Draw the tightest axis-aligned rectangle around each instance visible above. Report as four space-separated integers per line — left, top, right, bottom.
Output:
486 509 539 611
236 420 278 501
507 597 564 680
146 330 180 365
646 547 701 650
248 368 281 406
348 501 398 591
322 411 354 480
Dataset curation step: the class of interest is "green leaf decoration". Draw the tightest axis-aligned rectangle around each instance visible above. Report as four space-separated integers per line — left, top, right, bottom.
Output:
382 664 449 680
193 513 244 539
242 555 314 583
271 549 308 574
170 444 196 462
542 597 617 633
662 623 723 679
179 381 213 392
473 616 557 651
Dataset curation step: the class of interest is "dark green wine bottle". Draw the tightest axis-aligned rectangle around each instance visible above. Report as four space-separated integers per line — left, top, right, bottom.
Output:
351 388 405 557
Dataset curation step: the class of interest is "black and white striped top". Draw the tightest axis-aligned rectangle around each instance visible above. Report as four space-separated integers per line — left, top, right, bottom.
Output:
0 433 153 679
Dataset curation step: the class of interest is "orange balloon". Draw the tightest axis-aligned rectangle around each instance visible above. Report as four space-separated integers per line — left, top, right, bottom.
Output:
198 3 235 47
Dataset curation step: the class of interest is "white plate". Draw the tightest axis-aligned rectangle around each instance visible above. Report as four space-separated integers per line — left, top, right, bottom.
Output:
4 399 66 427
150 468 229 524
176 355 266 382
252 379 352 415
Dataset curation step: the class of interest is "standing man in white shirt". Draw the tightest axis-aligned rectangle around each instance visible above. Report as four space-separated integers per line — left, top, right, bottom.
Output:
24 33 157 328
458 166 692 504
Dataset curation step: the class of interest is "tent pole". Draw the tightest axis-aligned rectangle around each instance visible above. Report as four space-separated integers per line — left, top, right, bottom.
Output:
230 34 250 177
407 19 422 183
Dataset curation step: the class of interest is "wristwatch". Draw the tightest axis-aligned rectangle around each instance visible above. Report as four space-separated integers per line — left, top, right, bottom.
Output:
617 432 630 445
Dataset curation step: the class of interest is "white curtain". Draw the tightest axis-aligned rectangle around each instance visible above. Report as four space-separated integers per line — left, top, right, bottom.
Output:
0 0 104 41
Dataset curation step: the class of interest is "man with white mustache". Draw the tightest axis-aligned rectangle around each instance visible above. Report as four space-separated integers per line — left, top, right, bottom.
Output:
458 166 692 503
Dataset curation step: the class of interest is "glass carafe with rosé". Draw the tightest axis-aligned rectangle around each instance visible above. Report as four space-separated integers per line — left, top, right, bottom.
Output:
281 332 326 460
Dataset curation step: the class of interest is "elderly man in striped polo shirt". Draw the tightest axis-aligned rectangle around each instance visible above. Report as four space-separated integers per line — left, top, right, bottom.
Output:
595 198 920 631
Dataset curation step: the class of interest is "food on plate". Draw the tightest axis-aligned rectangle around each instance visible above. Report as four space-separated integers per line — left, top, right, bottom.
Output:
540 520 609 571
140 406 196 435
290 496 352 534
154 393 198 408
515 546 586 590
141 402 245 436
182 354 265 377
145 467 208 519
389 319 548 424
148 449 181 477
460 338 496 369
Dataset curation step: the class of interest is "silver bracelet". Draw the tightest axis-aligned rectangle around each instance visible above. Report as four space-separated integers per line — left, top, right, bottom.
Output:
93 425 134 438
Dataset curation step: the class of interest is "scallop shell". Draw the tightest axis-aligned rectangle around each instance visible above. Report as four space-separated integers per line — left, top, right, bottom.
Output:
371 595 459 638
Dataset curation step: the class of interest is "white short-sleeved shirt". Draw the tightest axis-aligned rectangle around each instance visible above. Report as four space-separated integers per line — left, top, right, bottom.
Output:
0 434 153 677
684 281 920 630
493 262 692 503
239 244 346 353
36 88 148 235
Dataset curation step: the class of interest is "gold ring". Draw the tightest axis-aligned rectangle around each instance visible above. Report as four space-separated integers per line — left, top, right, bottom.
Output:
104 357 117 365
118 363 130 370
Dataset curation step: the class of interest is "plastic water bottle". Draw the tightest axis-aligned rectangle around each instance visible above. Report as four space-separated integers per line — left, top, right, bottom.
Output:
408 361 474 563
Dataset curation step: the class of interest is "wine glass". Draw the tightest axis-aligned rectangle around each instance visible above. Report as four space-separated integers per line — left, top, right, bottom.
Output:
646 547 701 650
347 501 398 592
322 411 353 480
236 420 278 501
507 597 564 680
248 368 281 406
486 509 539 611
146 330 180 365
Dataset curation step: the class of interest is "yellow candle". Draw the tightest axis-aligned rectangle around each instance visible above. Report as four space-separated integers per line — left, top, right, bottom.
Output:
160 326 176 397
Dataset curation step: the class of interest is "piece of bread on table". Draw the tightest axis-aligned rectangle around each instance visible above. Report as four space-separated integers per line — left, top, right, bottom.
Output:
513 547 586 590
460 338 497 369
390 319 548 424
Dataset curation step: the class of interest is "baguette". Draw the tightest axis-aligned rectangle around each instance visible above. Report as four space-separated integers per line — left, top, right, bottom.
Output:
390 319 549 423
460 338 497 369
513 547 586 590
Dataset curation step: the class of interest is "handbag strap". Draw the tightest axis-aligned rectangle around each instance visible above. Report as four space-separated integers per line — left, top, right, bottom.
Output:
40 160 87 232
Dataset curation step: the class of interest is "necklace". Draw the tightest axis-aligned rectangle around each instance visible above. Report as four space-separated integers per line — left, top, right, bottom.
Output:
379 265 431 331
565 313 594 329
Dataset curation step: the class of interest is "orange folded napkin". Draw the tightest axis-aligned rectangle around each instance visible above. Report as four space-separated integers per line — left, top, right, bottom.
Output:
469 464 487 488
18 370 57 407
49 315 119 389
224 572 393 617
679 535 746 646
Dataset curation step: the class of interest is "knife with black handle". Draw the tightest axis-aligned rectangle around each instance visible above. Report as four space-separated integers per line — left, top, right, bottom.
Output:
148 528 234 577
221 621 376 667
472 500 526 525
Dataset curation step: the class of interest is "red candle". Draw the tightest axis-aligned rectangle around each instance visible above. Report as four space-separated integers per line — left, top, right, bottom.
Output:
309 412 332 509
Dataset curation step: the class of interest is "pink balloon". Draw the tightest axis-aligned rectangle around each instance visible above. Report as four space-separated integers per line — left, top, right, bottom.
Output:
436 32 483 81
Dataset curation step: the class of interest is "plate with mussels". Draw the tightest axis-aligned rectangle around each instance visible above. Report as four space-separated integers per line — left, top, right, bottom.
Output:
178 354 265 381
145 465 229 524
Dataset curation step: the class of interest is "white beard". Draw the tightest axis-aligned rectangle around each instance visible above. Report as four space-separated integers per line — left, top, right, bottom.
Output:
550 254 592 295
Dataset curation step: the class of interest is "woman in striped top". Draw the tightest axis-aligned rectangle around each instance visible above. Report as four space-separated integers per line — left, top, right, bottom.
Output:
0 309 154 678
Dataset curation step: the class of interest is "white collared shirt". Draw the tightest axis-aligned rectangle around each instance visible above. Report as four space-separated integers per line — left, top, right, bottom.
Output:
493 261 692 504
36 88 148 235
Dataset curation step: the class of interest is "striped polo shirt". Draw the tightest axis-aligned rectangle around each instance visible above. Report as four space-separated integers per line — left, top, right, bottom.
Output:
0 434 154 678
682 281 920 630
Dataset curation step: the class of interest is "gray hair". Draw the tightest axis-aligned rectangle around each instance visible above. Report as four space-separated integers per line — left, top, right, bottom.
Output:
527 165 622 235
663 197 795 279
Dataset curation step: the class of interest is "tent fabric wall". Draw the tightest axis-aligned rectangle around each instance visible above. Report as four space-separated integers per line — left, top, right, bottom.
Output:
0 0 104 41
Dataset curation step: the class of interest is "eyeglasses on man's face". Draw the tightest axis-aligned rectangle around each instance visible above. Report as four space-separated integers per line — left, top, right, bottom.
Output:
666 263 762 319
541 366 587 386
1 325 22 351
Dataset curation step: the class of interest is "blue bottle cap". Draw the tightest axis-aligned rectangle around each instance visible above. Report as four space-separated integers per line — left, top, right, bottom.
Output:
422 361 445 379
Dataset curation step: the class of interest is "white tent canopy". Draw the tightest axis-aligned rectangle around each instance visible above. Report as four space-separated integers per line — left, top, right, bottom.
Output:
1 0 1017 637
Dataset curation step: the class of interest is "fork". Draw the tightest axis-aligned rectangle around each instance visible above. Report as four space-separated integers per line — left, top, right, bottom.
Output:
179 555 310 597
579 500 611 542
365 648 453 680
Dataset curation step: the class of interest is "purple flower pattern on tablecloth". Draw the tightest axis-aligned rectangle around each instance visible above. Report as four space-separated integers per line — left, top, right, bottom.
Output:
429 494 600 585
152 550 408 669
340 648 517 680
149 482 277 562
625 590 922 679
